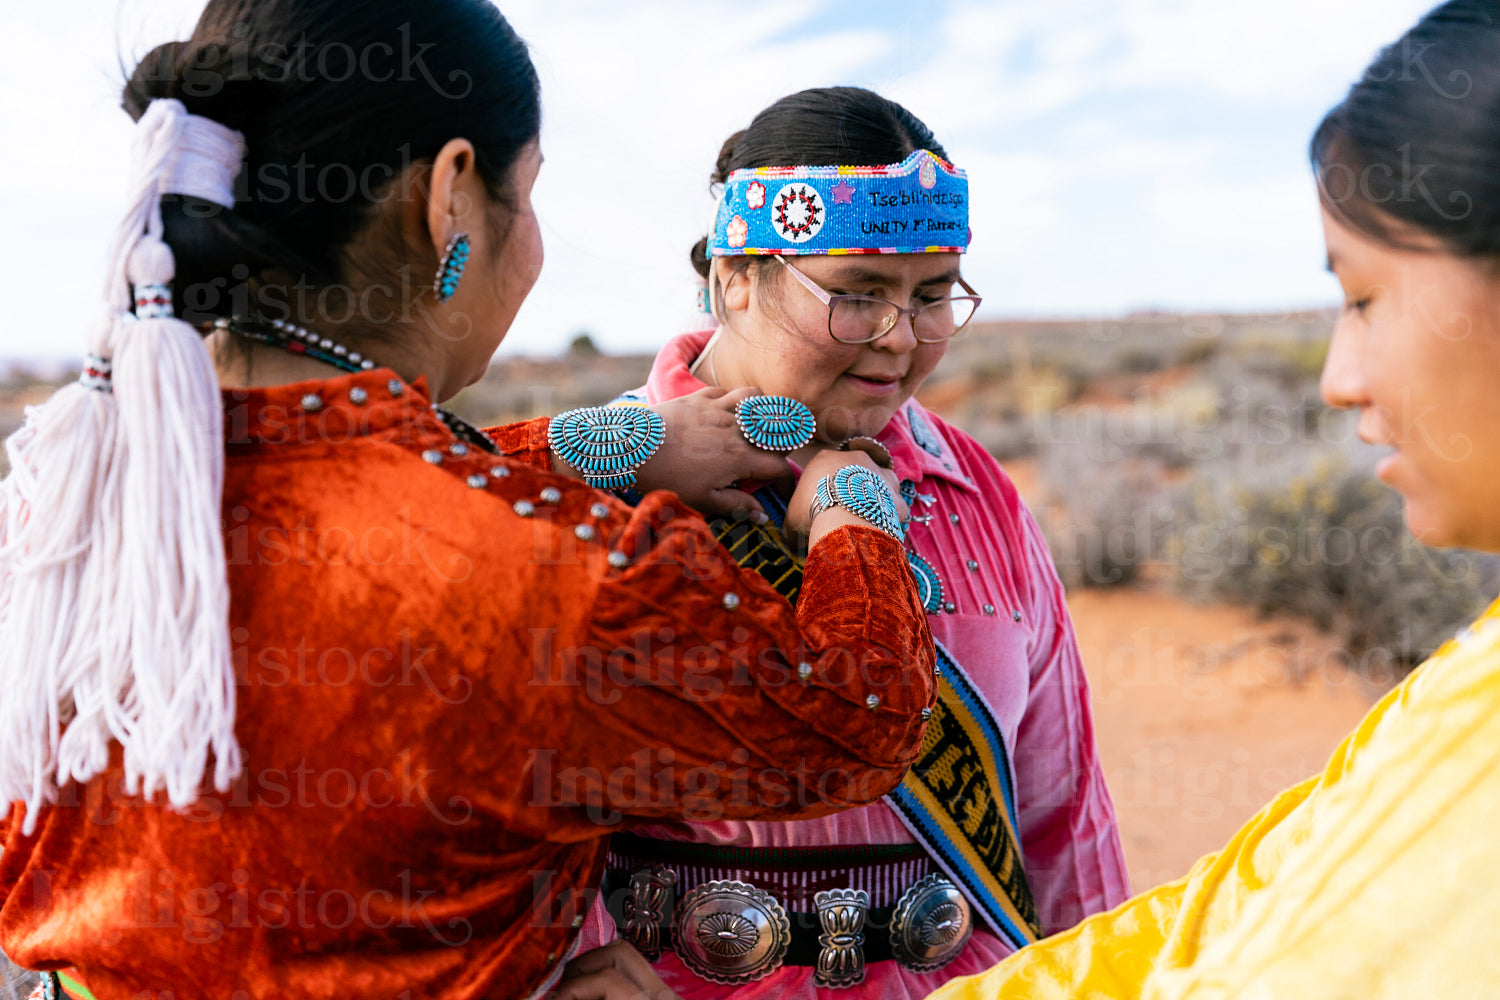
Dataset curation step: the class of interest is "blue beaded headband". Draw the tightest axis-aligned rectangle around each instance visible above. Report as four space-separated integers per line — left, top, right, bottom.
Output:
707 149 969 257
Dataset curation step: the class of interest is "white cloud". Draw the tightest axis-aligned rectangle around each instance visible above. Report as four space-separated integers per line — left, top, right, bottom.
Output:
1106 0 1433 102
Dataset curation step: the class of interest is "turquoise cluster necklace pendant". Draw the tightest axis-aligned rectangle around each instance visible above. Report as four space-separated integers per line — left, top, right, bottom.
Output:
906 551 947 615
900 479 947 614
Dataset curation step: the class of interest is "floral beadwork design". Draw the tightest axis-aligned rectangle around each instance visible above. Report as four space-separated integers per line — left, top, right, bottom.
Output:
726 214 749 248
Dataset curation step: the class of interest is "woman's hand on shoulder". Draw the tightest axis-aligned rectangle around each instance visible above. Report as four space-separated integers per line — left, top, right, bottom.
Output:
635 386 792 521
552 940 680 1000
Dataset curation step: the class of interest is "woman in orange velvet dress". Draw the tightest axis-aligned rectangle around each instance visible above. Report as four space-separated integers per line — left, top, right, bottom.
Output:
0 3 935 998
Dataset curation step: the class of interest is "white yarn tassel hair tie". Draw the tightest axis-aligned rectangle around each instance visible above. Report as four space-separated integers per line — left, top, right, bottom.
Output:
0 98 246 834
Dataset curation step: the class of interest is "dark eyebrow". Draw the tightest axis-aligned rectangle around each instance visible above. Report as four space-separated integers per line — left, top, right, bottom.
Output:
822 264 963 286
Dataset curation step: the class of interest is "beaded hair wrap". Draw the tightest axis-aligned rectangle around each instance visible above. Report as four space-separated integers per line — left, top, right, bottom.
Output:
0 99 245 832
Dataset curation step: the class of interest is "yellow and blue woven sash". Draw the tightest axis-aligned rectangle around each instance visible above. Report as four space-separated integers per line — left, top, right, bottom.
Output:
887 641 1041 948
699 485 1042 950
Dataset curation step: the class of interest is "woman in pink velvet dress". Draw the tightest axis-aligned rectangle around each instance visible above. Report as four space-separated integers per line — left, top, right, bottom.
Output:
574 87 1130 998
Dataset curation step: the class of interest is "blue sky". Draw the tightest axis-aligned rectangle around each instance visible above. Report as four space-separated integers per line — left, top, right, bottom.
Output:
1 0 1438 361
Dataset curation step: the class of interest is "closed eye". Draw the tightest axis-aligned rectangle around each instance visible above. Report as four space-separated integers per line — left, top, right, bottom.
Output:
915 280 958 302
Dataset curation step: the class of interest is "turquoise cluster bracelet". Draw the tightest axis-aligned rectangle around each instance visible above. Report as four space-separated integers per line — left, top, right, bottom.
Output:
809 464 903 538
549 405 666 490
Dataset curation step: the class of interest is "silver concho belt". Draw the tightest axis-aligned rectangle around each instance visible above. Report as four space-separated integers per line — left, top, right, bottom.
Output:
673 879 791 985
890 873 975 973
605 866 973 988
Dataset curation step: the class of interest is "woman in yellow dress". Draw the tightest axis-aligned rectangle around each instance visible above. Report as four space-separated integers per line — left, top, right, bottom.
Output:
929 1 1500 997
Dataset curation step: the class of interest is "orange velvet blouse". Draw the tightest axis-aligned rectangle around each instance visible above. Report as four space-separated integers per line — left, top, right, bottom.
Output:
0 369 934 1000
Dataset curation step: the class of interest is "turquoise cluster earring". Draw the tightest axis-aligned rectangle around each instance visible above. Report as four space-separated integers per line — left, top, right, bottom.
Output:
434 232 470 303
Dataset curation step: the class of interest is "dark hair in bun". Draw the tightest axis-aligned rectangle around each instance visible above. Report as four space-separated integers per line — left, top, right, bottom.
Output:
124 0 540 326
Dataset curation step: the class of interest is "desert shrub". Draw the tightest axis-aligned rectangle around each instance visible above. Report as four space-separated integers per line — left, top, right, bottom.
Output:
1178 337 1220 366
1170 452 1500 673
1231 333 1331 381
1149 359 1349 472
1037 440 1176 589
972 417 1037 462
1023 338 1499 675
567 332 601 357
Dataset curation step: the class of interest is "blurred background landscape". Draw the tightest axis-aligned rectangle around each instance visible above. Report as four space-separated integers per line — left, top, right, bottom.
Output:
9 310 1490 886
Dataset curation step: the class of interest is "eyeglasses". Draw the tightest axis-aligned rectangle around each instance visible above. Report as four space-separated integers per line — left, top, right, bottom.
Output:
775 256 982 344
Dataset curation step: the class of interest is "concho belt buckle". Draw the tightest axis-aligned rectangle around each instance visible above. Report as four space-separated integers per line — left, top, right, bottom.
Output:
813 888 870 988
673 879 790 985
620 865 677 961
890 873 972 972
